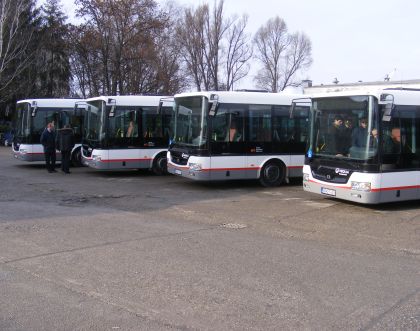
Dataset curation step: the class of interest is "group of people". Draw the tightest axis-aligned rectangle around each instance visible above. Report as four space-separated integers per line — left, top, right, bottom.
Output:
328 115 403 157
40 122 75 174
328 115 379 156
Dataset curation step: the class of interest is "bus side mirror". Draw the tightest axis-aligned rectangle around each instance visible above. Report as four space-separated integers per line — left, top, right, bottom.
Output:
157 101 163 114
108 98 116 117
209 94 219 116
31 101 38 117
382 103 393 122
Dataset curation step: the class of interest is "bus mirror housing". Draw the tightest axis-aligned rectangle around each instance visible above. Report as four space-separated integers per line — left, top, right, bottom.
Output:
107 98 116 117
209 94 219 116
380 93 394 122
381 103 393 122
31 101 38 117
157 100 163 114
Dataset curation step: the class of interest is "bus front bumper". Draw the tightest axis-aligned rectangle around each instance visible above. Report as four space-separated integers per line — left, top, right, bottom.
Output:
167 162 211 181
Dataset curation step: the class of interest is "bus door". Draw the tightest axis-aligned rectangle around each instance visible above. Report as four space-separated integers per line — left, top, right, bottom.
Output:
381 107 420 200
108 107 142 168
210 105 246 180
247 105 278 178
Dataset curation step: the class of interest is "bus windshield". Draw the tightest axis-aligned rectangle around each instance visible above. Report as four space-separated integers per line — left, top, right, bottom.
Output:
84 100 106 142
14 103 60 142
309 96 378 161
173 96 208 147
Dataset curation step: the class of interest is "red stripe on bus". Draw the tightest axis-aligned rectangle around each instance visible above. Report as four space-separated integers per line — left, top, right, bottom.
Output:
100 158 152 163
21 152 50 155
309 179 420 192
371 185 420 192
202 167 260 172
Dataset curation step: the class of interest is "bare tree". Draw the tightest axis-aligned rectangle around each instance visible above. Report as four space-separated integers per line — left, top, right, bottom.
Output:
176 4 209 91
0 0 36 100
176 0 252 92
279 32 312 91
224 14 252 91
253 16 312 92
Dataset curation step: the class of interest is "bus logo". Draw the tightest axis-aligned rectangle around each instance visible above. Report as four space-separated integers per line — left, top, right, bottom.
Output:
335 168 349 176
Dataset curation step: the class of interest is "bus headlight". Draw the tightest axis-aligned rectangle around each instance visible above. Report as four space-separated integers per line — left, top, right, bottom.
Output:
303 173 309 182
93 155 101 162
351 181 371 192
189 163 202 171
19 149 27 154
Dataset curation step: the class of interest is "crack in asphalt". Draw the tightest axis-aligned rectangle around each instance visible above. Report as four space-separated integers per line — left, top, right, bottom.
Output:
359 287 420 331
1 226 216 265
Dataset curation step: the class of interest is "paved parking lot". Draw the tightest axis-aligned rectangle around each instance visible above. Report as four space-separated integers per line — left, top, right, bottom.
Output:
0 146 419 330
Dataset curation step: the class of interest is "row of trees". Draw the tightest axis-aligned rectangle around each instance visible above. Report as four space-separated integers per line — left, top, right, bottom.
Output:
0 0 312 118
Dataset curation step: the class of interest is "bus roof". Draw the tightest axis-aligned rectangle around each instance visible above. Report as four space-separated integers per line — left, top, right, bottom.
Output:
307 88 420 106
16 98 82 108
174 91 303 105
85 95 167 107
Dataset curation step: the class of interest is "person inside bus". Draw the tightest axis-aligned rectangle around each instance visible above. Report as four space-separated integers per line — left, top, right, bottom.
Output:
126 120 136 138
40 122 57 173
351 117 369 148
383 127 402 154
225 120 242 142
327 115 347 156
343 118 353 151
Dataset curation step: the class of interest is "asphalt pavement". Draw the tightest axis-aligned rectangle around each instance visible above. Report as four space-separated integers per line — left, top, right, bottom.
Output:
0 146 419 330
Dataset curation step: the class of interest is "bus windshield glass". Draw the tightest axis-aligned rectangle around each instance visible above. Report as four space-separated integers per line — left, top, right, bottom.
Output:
173 96 208 147
84 100 105 142
310 96 378 160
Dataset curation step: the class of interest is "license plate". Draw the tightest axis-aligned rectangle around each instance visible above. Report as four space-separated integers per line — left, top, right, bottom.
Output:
321 187 336 196
175 169 182 175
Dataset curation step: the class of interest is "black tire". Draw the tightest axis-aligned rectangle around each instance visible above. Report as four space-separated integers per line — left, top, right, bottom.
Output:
71 147 83 167
152 153 168 175
259 161 286 187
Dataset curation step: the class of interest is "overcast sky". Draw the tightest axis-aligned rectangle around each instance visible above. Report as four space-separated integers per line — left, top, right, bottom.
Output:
55 0 420 88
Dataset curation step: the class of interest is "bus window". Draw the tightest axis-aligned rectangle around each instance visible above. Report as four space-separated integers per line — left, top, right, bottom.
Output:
249 105 272 143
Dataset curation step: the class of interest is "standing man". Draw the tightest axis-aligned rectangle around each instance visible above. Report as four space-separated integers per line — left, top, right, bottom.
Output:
56 124 75 174
40 122 57 173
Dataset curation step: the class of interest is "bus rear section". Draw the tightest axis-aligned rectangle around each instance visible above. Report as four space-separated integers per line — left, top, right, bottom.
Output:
82 95 171 174
302 88 420 204
13 99 84 164
167 91 308 186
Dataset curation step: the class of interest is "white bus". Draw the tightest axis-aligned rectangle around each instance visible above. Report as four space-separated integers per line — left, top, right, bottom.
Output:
12 98 84 165
82 95 172 174
301 88 420 204
167 91 309 186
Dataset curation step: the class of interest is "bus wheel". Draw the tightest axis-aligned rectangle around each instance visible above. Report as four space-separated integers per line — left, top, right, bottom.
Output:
259 161 285 187
152 153 168 175
71 148 83 167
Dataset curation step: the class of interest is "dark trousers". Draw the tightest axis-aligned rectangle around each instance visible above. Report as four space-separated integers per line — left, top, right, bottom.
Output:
61 150 71 173
45 150 56 171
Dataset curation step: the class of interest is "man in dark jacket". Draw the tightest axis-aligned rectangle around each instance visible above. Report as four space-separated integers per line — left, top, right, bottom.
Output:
40 122 57 173
56 124 75 174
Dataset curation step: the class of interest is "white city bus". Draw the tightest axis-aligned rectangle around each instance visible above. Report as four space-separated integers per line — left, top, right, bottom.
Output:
167 91 309 186
12 98 84 164
301 88 420 204
82 95 172 174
